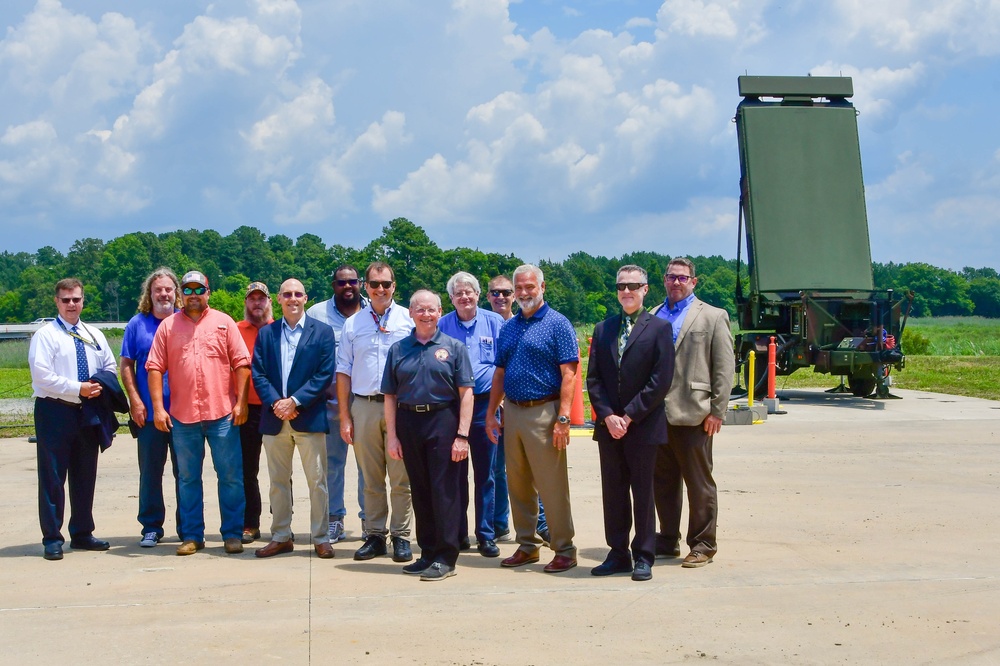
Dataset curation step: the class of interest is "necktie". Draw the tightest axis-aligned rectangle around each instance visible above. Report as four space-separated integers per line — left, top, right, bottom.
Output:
72 325 89 382
618 316 632 358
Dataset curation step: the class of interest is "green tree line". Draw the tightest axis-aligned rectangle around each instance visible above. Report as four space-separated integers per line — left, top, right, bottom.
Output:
2 218 998 324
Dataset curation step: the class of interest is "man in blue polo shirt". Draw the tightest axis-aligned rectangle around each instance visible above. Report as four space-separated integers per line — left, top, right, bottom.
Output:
438 271 505 558
486 264 579 573
120 267 181 548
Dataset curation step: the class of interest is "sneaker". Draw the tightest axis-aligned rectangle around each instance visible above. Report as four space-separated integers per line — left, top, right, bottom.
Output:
241 528 260 544
495 527 511 542
139 531 160 548
328 519 346 544
402 557 432 575
419 562 456 581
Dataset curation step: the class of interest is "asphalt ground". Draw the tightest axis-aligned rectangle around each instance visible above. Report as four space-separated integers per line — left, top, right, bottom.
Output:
1 388 999 664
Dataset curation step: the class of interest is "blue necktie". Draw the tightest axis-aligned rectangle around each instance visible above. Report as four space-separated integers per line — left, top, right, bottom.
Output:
72 325 89 382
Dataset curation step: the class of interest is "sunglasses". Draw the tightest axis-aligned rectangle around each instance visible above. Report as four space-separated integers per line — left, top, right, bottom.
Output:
665 274 692 283
335 278 359 287
615 282 647 292
489 289 513 297
367 280 394 290
182 286 207 295
58 297 83 304
281 291 305 299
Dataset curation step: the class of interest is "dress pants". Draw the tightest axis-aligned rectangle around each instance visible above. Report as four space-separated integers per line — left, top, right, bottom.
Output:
351 398 411 537
398 406 462 567
503 401 576 558
34 398 99 546
654 423 718 557
239 403 264 530
597 435 657 565
263 421 330 544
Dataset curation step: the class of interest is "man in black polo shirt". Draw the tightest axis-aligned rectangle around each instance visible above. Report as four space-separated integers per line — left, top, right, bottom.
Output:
382 290 474 581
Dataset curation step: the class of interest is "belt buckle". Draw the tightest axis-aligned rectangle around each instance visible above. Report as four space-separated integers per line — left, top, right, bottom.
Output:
415 404 430 413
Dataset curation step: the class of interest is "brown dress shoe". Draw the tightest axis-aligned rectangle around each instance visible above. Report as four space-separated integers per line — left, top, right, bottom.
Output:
543 554 578 573
314 542 335 559
681 551 713 568
176 540 205 556
500 548 540 568
224 538 244 554
255 540 294 558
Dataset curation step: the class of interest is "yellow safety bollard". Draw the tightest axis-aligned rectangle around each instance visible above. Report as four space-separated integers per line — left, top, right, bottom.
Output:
747 349 756 406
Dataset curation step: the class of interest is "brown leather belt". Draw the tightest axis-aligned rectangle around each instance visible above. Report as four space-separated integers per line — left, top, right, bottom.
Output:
398 402 453 413
353 393 385 402
507 394 559 408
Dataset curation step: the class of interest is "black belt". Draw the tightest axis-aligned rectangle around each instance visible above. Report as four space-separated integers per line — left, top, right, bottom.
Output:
40 396 82 409
398 402 453 413
508 394 559 408
354 393 385 402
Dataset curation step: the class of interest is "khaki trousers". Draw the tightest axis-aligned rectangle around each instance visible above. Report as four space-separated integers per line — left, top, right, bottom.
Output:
504 401 576 558
262 421 329 544
351 398 411 537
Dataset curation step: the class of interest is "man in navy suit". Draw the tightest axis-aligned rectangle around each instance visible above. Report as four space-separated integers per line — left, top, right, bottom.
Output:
587 264 674 581
251 278 338 559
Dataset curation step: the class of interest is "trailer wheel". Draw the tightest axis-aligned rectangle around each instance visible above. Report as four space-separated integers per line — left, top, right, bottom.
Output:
848 375 876 398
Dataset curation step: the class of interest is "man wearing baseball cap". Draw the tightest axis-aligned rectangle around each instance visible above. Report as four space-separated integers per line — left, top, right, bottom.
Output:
237 281 273 543
146 270 252 556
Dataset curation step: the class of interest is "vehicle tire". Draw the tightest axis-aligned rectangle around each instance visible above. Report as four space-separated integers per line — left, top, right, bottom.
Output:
848 374 876 398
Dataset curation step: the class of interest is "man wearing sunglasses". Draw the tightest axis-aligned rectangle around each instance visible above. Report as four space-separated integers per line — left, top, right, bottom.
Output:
587 265 674 581
650 258 735 568
29 278 118 560
306 265 368 546
147 270 252 557
336 262 414 563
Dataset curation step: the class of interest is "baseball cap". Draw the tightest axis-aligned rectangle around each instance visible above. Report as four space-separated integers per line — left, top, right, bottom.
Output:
245 281 270 298
181 271 209 288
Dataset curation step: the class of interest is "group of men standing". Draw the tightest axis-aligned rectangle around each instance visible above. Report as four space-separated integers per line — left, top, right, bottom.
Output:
28 257 734 584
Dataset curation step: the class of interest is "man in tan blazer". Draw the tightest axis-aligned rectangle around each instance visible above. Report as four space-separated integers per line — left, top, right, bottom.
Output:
649 258 735 567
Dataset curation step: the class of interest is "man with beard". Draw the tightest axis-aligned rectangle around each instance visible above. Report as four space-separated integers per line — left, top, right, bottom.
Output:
121 267 182 548
438 272 504 557
306 265 367 543
147 270 251 556
337 262 414 562
29 278 118 560
486 264 579 574
252 279 337 559
237 281 274 544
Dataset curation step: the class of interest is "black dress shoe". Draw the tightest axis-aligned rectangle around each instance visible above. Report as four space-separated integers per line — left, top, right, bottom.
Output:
477 539 500 557
459 536 472 551
354 535 387 561
69 536 110 551
391 536 413 562
632 561 653 581
43 543 63 561
591 558 632 576
537 528 551 545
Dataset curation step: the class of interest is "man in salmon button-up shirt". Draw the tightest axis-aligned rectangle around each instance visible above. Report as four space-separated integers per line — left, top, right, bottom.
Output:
147 270 252 557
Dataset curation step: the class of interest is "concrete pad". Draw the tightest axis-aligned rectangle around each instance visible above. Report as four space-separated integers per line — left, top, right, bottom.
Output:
2 388 999 663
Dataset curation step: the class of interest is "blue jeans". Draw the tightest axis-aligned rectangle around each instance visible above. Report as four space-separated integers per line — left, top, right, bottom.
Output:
325 402 365 523
464 397 497 542
171 415 245 542
136 422 179 538
493 432 546 534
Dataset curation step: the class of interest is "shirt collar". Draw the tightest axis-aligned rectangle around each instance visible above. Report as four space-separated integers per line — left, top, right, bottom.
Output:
282 316 305 332
622 307 644 325
518 302 549 321
665 293 696 314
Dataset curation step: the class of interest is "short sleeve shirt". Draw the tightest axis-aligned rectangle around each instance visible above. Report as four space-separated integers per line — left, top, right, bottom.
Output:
494 303 579 402
238 319 271 405
121 312 173 414
381 329 474 405
437 308 504 395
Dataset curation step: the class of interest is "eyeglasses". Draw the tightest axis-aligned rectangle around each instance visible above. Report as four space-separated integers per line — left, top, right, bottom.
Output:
615 282 647 292
335 279 359 287
412 308 438 315
367 280 393 290
665 274 692 283
182 286 207 295
58 297 83 304
281 291 305 299
489 289 513 297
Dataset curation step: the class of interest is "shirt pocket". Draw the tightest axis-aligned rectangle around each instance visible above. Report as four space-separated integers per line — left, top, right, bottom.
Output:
203 329 230 359
479 337 496 364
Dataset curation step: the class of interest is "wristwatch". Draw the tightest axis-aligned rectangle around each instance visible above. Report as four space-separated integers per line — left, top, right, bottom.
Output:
556 415 570 425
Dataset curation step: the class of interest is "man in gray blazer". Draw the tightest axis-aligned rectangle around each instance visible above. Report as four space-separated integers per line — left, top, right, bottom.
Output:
650 258 735 568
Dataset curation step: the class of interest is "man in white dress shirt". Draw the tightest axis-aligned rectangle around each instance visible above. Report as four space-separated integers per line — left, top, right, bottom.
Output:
29 278 117 560
336 262 415 563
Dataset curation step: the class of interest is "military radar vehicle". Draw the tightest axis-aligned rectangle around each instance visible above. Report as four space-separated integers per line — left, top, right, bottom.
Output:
733 75 910 398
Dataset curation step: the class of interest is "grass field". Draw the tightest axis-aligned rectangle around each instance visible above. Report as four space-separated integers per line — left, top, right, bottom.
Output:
905 317 1000 355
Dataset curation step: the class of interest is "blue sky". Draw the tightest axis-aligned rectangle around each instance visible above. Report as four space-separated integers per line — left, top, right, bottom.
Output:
2 0 999 270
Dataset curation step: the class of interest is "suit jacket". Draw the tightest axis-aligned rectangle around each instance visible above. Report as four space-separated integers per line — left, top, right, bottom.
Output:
252 315 336 436
82 369 129 452
651 297 735 427
587 310 675 445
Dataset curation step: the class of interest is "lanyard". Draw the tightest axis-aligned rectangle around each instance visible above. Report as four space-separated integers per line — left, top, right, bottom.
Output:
370 306 391 333
56 318 102 350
